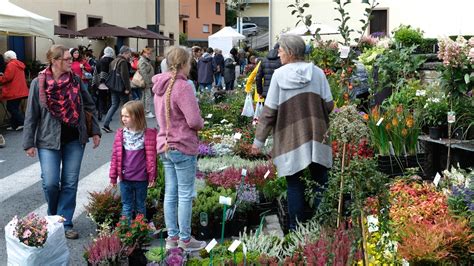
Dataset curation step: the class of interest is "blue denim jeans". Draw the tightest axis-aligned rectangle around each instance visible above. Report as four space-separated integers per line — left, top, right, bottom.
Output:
286 163 328 230
103 91 130 127
198 83 212 92
38 139 85 229
160 150 197 241
131 87 142 101
119 180 148 221
214 73 222 88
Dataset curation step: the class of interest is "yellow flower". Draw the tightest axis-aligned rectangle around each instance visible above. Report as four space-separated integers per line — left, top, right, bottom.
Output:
402 128 408 137
406 117 414 128
392 117 398 127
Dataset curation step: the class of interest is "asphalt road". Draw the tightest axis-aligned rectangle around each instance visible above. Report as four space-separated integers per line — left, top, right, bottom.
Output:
0 108 160 265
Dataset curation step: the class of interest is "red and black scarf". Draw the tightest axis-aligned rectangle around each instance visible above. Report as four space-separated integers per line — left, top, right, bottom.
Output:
38 67 81 126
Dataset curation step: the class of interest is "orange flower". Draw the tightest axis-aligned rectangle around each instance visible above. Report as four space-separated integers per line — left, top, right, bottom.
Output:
371 107 379 121
406 117 414 128
402 128 408 137
343 93 349 101
396 104 403 115
363 113 369 121
392 117 399 127
385 123 391 131
348 83 353 90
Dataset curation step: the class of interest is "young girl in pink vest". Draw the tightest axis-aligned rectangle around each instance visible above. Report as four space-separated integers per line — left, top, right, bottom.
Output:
109 100 157 221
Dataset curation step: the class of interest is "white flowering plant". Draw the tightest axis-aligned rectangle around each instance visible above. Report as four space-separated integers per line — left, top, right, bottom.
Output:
421 89 449 127
13 213 48 248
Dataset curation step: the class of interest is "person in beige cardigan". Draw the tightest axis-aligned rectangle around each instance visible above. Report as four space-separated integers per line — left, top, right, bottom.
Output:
138 47 155 118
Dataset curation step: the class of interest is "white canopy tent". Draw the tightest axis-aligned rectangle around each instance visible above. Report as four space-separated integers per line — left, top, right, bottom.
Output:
208 27 245 55
0 0 54 39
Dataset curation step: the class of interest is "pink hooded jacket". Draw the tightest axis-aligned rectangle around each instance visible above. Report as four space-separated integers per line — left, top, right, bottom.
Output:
109 128 157 184
152 72 204 155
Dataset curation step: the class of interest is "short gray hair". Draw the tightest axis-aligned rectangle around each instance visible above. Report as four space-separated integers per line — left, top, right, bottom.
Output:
279 35 305 61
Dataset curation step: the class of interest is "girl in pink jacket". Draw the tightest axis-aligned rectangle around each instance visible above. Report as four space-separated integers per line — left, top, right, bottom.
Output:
109 100 157 221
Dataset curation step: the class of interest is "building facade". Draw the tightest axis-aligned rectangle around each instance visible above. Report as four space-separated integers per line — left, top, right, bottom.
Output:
0 0 179 62
269 0 474 49
179 0 225 46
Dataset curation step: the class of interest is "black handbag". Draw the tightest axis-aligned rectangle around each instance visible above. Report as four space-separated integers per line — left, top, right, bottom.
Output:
105 59 125 92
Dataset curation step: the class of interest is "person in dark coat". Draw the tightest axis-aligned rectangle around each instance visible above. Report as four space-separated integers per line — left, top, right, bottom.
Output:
92 46 115 121
197 47 215 92
256 43 282 99
190 46 202 88
212 48 224 90
223 48 238 91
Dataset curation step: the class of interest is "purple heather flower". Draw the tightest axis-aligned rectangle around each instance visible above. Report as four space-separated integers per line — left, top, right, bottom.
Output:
168 247 183 256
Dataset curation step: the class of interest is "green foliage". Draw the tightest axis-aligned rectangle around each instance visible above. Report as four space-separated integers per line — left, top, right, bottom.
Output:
330 105 369 144
418 38 438 54
393 25 424 48
261 177 287 202
315 157 389 227
178 33 188 46
198 90 251 129
85 188 122 226
371 44 426 93
192 186 236 228
145 247 166 262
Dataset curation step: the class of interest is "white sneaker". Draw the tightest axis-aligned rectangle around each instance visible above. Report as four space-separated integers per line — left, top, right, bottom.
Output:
145 112 155 118
178 236 206 251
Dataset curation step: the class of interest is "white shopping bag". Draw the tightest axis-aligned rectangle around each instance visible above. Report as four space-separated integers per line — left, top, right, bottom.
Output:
254 102 263 120
6 215 70 266
241 93 255 117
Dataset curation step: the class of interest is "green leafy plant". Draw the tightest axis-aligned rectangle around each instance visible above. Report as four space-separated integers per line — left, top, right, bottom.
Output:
393 25 424 48
85 188 122 226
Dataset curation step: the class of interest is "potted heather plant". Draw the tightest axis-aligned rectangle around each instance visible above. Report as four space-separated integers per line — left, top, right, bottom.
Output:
85 187 122 227
83 232 129 266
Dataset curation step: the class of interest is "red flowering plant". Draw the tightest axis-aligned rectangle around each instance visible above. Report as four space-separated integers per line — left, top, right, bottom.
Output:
13 212 48 248
115 214 152 250
388 178 474 263
205 162 276 190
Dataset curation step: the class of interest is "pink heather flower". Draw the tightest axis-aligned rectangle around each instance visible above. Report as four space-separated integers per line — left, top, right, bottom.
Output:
22 230 32 239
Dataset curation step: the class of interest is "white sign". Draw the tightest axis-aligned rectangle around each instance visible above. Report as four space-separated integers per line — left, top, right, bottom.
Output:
433 172 441 187
242 244 247 256
218 166 229 171
376 117 384 126
367 215 379 233
205 238 218 253
339 45 350 58
264 170 270 179
206 114 213 119
447 111 456 124
264 139 269 146
220 119 228 123
219 196 232 206
228 240 241 253
241 168 247 176
234 132 242 140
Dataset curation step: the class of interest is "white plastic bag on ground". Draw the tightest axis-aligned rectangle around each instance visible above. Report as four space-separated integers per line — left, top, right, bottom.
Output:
241 93 255 117
254 102 263 120
6 215 70 266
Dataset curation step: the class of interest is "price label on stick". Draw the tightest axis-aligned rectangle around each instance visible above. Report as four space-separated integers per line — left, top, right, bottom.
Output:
219 196 232 206
234 132 242 140
243 244 247 255
367 215 379 233
265 139 269 147
264 170 270 179
206 114 213 119
376 117 384 126
447 111 456 124
241 168 247 177
228 240 241 253
221 119 228 123
205 239 218 253
433 172 441 187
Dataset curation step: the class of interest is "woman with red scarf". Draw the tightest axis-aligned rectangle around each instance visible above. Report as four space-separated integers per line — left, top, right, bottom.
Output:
22 45 101 239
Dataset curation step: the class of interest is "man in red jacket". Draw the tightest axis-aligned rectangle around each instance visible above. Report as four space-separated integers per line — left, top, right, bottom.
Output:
0 50 29 131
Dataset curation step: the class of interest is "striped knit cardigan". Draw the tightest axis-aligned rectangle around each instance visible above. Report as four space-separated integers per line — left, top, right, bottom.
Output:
253 62 333 177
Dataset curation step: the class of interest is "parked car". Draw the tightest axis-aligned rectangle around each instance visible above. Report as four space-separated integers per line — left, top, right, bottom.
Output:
233 23 259 36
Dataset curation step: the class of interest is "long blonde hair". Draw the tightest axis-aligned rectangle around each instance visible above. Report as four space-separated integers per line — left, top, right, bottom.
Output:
163 46 191 151
121 101 147 132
